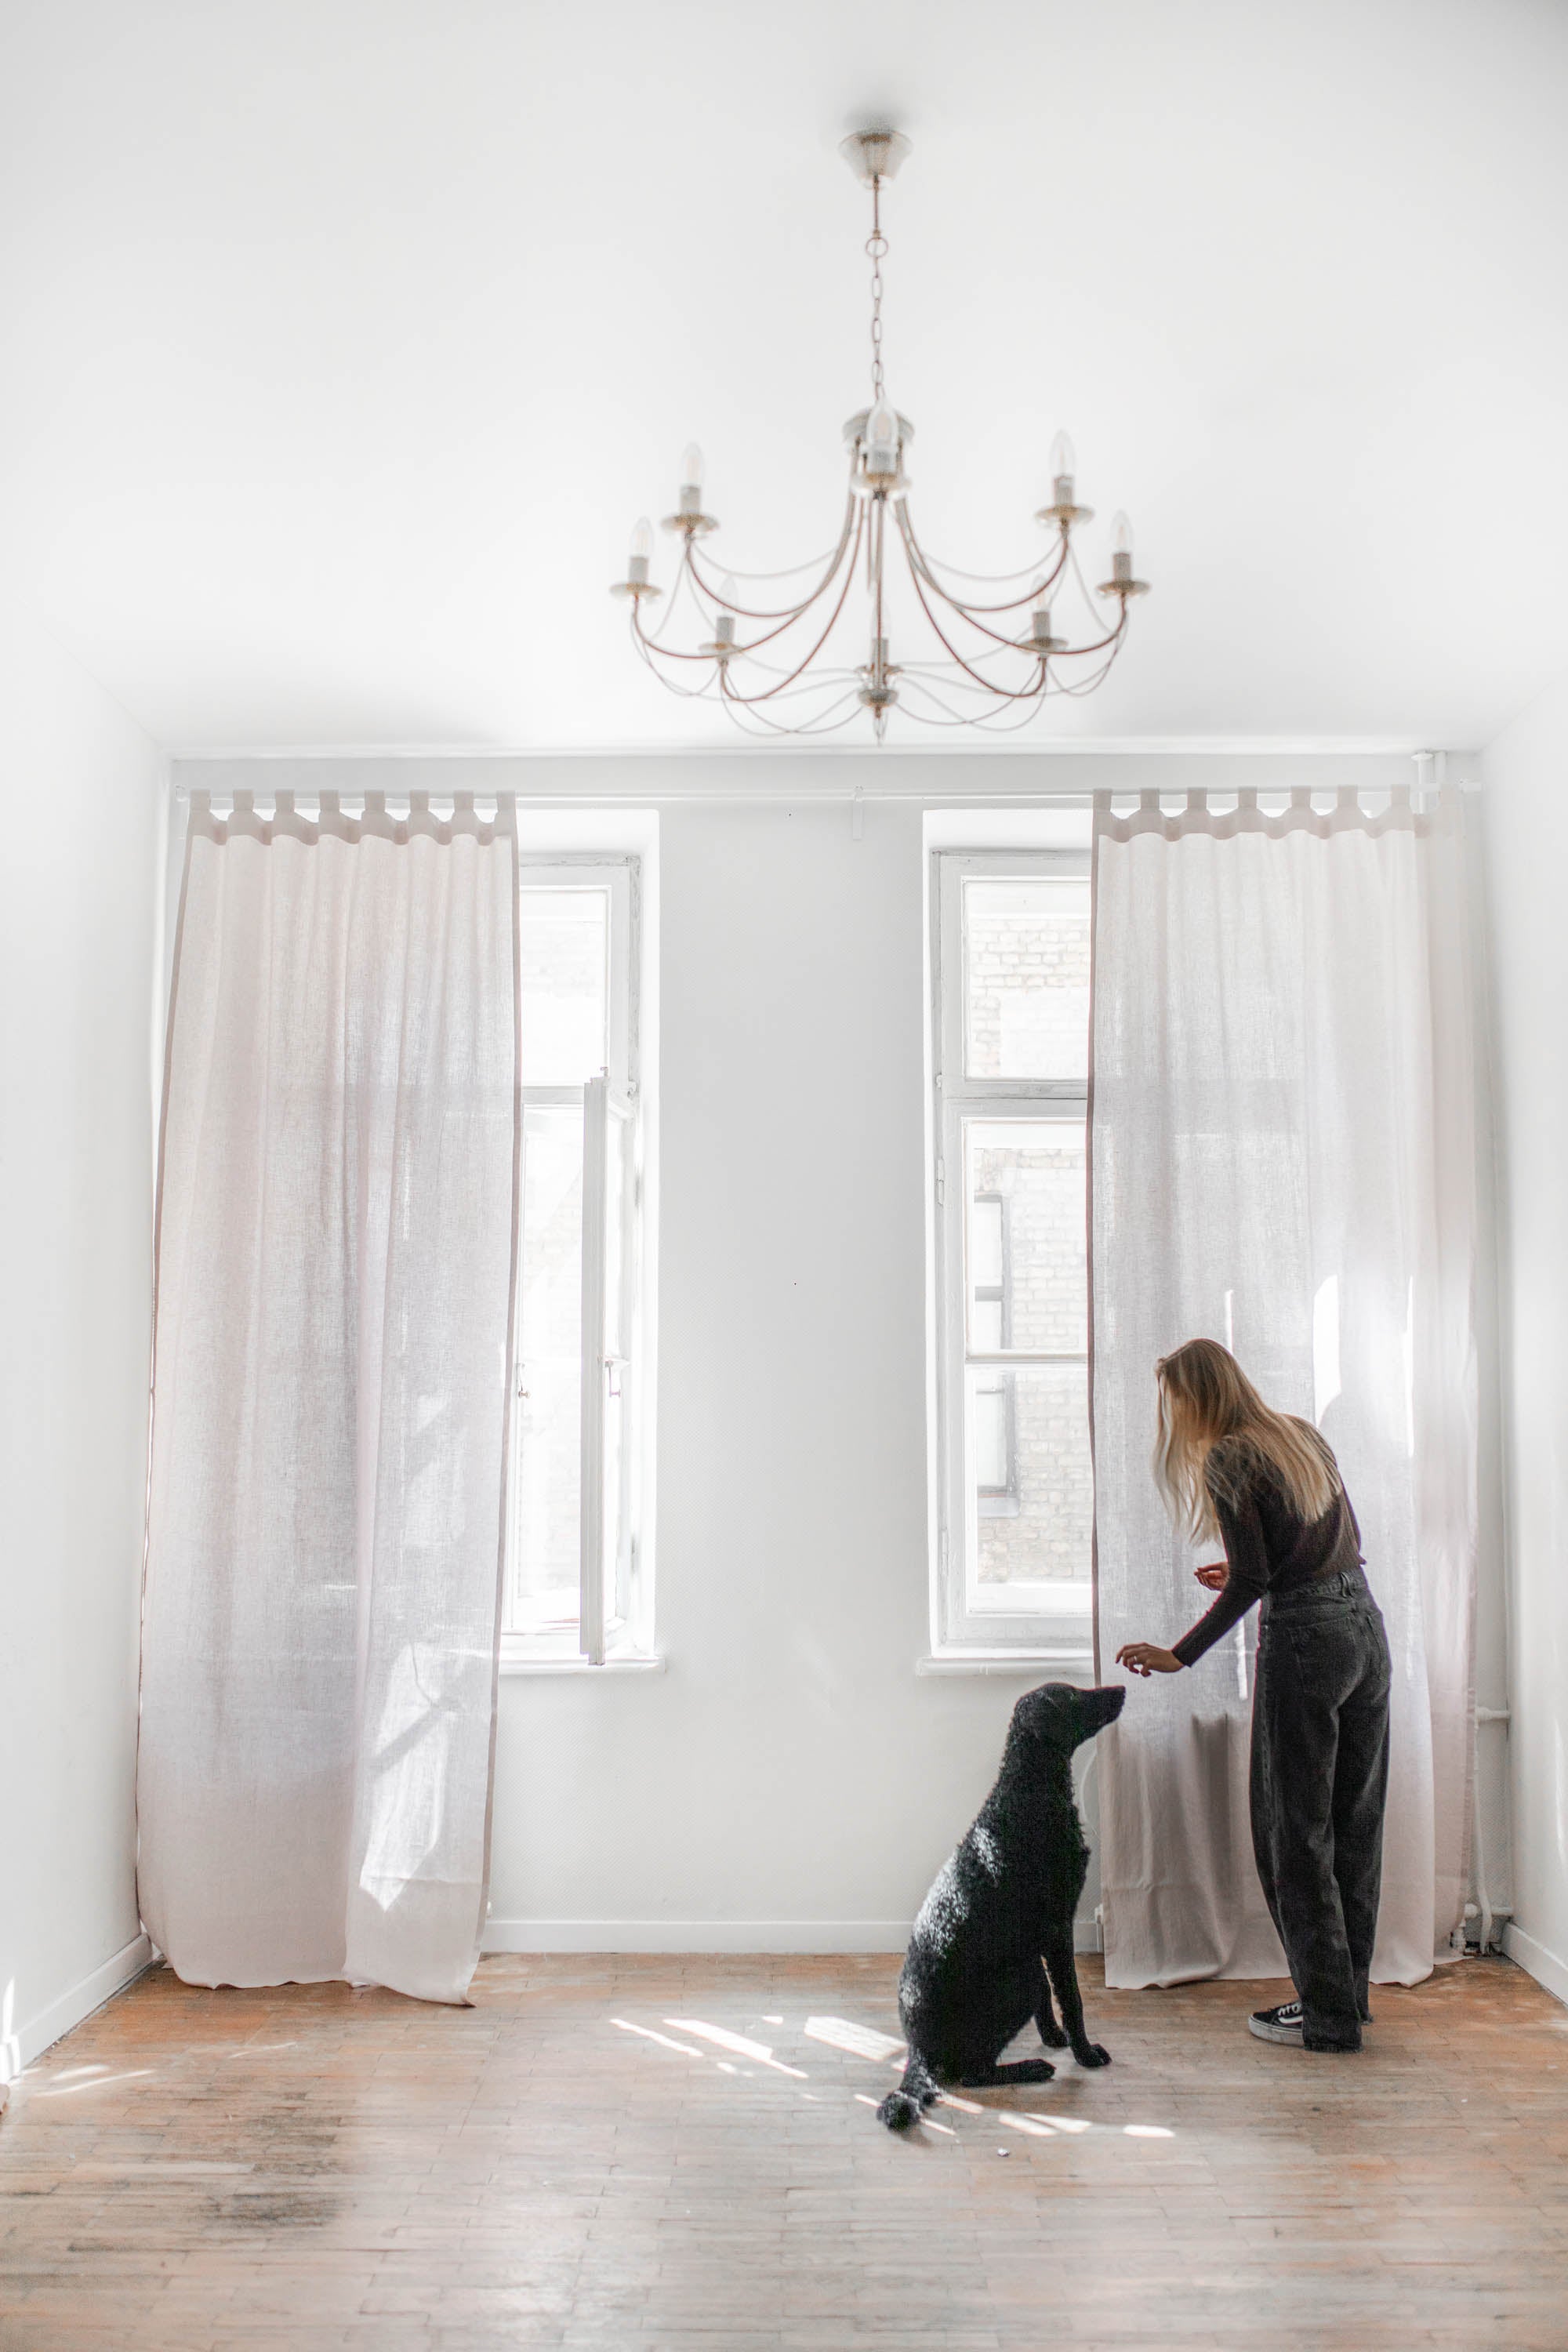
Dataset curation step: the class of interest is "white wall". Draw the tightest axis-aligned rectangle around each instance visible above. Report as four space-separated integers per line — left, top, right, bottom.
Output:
0 618 164 2075
493 797 1047 1944
1483 674 1568 2000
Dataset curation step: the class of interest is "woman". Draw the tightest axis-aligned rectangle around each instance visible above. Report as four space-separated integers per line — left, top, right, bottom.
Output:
1116 1339 1391 2055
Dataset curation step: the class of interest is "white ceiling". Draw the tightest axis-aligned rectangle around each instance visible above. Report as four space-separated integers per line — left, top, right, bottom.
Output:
2 0 1566 755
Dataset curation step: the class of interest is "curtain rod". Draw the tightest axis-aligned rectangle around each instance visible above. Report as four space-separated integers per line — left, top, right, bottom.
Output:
176 783 1455 821
174 755 1464 812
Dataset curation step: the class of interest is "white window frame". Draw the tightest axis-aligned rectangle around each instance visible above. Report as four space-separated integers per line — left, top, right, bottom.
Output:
503 855 652 1665
930 847 1093 1659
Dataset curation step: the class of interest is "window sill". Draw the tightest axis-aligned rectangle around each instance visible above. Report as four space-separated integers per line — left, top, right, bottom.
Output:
499 1651 666 1679
916 1648 1094 1676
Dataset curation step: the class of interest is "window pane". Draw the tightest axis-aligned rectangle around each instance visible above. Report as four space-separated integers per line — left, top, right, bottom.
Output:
970 1195 1004 1290
966 1362 1092 1591
519 887 609 1084
963 876 1090 1080
971 1298 1004 1352
510 1102 583 1636
973 1380 1011 1490
965 1119 1087 1353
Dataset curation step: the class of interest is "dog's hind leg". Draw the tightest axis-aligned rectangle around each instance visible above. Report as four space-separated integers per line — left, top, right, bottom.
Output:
1033 1957 1068 2049
877 2050 941 2132
956 2056 1057 2089
1044 1931 1110 2067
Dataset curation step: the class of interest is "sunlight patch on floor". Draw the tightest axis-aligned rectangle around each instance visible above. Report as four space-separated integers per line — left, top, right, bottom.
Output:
36 2070 155 2100
804 2016 905 2062
666 2019 808 2077
610 2019 704 2057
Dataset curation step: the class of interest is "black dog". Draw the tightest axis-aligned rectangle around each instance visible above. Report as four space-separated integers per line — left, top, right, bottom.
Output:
878 1681 1126 2129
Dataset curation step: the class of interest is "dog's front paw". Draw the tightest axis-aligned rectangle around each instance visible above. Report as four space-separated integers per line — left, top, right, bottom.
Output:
1037 2020 1069 2049
1073 2042 1112 2068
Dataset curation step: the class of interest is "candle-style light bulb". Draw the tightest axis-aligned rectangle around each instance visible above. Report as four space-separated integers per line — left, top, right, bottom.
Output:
1110 510 1134 587
866 396 899 479
715 575 738 648
1050 430 1076 505
678 445 706 520
627 515 654 586
1029 575 1056 649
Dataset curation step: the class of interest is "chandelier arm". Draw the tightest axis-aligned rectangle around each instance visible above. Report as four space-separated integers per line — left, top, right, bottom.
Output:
633 606 734 664
901 508 1072 622
1051 645 1130 697
707 541 848 583
906 550 1070 587
706 506 868 704
718 670 868 736
631 539 717 659
630 539 819 668
903 560 1055 699
686 492 858 626
895 672 1056 731
893 680 1009 727
631 623 728 700
1051 608 1131 663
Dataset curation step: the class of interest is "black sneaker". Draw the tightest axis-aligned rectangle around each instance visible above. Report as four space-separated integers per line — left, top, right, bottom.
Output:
1248 2000 1304 2045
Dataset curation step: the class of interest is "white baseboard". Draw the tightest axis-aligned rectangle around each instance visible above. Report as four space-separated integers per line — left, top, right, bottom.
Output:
4 1932 154 2082
481 1917 1103 1956
1502 1920 1568 2008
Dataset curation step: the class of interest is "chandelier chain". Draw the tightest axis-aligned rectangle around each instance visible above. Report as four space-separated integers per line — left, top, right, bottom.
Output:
866 178 887 403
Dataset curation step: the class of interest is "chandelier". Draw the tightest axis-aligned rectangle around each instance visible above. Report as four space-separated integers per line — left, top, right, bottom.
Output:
610 129 1150 742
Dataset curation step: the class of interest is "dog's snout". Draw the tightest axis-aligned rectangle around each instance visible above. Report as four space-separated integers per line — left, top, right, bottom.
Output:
1087 1685 1126 1734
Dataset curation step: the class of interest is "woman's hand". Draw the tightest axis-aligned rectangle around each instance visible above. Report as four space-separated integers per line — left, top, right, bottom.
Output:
1194 1562 1229 1592
1116 1642 1184 1678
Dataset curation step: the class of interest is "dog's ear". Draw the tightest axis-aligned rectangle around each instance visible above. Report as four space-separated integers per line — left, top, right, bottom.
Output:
1007 1683 1078 1752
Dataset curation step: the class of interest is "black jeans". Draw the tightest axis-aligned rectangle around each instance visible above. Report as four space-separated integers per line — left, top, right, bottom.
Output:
1250 1567 1392 2052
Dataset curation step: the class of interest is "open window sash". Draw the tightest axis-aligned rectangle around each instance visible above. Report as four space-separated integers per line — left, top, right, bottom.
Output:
579 1074 638 1662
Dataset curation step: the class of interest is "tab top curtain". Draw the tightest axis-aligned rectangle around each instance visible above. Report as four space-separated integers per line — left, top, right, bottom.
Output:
1091 786 1476 1989
138 789 521 2005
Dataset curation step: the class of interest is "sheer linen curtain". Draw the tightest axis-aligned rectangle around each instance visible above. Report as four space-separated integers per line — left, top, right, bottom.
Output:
1091 786 1476 1990
139 789 521 2005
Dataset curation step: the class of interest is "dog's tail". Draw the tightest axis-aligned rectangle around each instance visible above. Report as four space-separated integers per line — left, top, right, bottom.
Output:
877 2051 939 2132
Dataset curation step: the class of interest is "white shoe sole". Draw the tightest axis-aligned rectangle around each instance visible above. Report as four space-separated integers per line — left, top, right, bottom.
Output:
1248 2014 1305 2045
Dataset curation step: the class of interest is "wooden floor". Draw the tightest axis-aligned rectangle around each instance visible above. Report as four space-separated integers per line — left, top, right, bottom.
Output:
2 1953 1566 2350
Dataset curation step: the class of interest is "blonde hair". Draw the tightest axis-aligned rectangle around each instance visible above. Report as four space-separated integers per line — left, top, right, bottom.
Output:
1152 1338 1337 1542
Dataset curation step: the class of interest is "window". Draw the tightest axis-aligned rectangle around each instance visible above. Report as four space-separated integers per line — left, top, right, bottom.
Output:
506 858 650 1661
931 851 1092 1654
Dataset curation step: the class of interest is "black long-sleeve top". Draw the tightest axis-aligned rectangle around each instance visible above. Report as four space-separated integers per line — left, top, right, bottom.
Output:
1171 1431 1363 1668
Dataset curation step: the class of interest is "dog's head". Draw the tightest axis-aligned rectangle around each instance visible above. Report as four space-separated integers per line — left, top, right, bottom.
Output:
1004 1681 1126 1762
